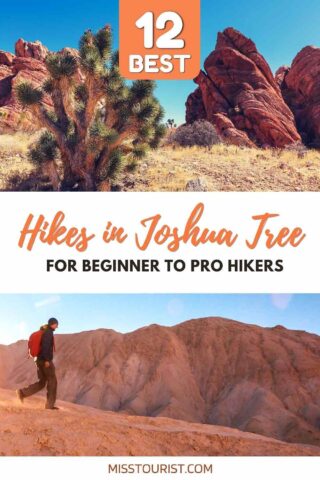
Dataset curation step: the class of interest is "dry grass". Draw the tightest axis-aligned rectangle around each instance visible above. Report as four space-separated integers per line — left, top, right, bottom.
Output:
0 133 320 191
0 133 33 153
0 133 37 189
119 144 320 191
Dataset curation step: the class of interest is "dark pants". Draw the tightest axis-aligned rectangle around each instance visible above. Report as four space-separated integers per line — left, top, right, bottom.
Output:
21 359 57 409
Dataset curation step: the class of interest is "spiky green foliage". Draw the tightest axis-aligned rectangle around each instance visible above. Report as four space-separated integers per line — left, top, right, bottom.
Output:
29 131 58 165
130 80 155 102
88 121 118 152
95 26 112 60
110 50 119 69
74 84 88 103
139 125 155 141
132 144 148 159
98 149 125 181
18 25 165 191
46 52 78 79
46 110 59 124
150 124 167 149
136 98 159 123
155 106 165 124
79 27 112 74
16 82 43 106
42 79 54 94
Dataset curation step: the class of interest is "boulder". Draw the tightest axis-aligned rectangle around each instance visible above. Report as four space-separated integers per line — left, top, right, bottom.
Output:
186 178 208 192
277 46 320 147
186 28 301 148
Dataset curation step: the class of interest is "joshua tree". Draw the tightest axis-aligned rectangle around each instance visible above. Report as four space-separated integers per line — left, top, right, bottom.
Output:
16 26 165 191
166 118 177 129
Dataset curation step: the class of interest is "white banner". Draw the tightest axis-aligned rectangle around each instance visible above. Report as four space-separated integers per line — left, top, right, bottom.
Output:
0 192 318 293
0 457 319 480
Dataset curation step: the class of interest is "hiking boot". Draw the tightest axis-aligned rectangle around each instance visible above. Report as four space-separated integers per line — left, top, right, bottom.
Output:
16 389 24 404
45 406 59 410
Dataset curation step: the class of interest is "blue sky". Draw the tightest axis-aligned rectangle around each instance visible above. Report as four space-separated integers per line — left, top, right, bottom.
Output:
1 1 320 124
0 294 319 345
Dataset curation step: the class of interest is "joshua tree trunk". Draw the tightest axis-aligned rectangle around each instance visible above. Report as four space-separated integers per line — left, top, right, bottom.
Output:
42 161 61 191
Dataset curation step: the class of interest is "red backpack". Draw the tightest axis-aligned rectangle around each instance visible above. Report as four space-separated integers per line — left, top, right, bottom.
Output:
28 330 44 358
28 328 56 358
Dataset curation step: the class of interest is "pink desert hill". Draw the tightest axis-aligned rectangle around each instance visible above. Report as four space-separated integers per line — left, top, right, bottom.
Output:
0 317 319 454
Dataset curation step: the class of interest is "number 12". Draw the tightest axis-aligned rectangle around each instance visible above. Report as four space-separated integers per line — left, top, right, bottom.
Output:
136 11 185 49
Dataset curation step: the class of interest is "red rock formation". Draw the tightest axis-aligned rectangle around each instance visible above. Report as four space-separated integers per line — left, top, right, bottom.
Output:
275 66 290 87
1 317 320 447
186 28 301 148
0 40 83 133
0 39 50 133
276 46 320 147
185 87 206 124
15 38 48 61
0 51 14 66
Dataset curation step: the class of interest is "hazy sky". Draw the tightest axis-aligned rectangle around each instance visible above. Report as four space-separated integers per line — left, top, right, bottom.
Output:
0 294 319 345
1 0 320 124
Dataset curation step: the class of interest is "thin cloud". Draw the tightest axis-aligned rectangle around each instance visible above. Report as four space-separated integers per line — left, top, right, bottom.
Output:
34 295 61 309
270 294 294 311
167 297 184 317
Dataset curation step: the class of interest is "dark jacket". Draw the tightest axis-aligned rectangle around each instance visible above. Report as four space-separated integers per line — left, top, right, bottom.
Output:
38 327 54 361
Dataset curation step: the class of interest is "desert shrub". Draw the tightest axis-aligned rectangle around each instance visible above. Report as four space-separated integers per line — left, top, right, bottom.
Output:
164 128 177 146
6 172 51 191
171 120 220 148
284 141 309 156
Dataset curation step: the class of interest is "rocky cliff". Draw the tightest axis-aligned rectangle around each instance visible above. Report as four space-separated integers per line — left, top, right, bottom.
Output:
186 28 320 149
276 46 320 147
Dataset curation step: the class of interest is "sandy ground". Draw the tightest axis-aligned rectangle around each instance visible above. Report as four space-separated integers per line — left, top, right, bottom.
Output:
1 134 320 191
0 389 319 456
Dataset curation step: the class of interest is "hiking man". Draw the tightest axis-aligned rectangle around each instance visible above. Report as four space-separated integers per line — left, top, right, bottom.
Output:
17 318 59 410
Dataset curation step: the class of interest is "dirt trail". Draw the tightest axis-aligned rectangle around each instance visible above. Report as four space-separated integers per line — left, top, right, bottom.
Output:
0 388 319 456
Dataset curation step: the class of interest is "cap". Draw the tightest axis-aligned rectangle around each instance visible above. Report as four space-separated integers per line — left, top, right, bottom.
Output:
48 317 59 326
